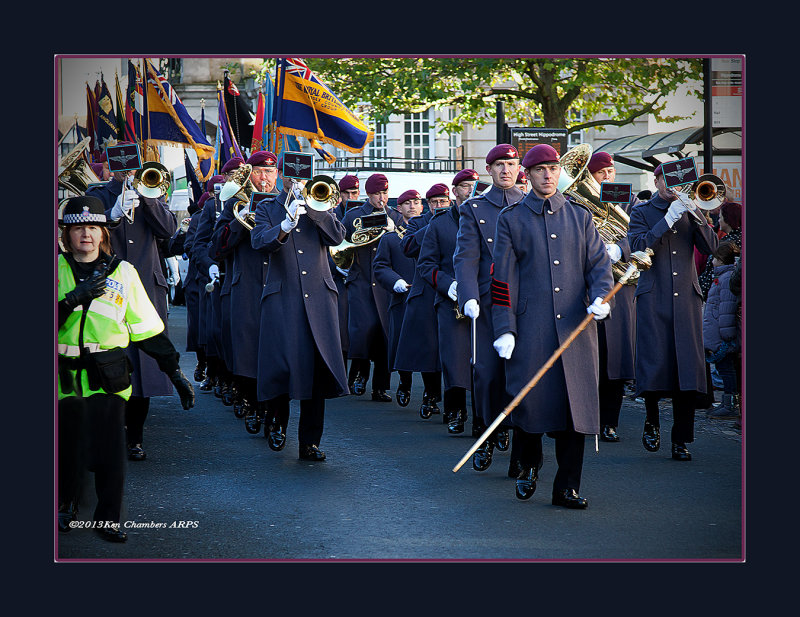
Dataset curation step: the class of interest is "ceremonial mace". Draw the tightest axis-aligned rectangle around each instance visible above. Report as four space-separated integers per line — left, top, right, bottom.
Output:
452 249 654 473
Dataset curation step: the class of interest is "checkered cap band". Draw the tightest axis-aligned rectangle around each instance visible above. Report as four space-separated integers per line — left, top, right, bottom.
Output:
63 212 107 224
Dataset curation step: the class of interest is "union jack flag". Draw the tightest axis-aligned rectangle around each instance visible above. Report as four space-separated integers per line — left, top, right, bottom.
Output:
285 57 314 81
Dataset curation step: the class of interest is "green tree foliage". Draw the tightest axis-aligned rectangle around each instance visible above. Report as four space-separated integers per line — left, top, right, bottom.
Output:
257 57 703 135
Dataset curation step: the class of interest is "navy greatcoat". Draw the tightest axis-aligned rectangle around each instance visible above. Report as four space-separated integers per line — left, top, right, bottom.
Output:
627 194 718 395
330 201 349 357
491 191 613 435
395 212 441 374
192 195 223 357
453 185 523 426
211 197 236 372
373 227 416 372
92 180 177 397
212 197 270 380
340 202 405 359
250 191 349 401
417 205 471 390
168 213 201 352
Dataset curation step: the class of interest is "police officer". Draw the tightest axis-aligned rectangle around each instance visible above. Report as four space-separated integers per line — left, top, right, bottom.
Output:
417 172 479 435
453 145 523 474
341 173 405 402
211 150 279 430
250 168 349 461
88 149 178 463
394 184 448 419
58 196 193 542
491 144 614 508
627 163 718 461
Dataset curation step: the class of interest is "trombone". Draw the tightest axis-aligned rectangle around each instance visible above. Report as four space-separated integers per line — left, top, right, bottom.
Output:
671 174 727 224
283 174 340 221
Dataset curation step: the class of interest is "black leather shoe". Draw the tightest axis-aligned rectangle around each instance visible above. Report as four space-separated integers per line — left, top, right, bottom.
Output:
222 383 235 406
352 375 367 396
642 420 660 452
95 524 128 543
299 444 326 461
193 363 206 383
447 409 466 434
372 390 392 402
199 376 214 391
601 425 620 442
507 458 524 479
671 443 692 461
127 443 146 461
552 488 588 509
267 423 287 451
515 467 538 500
244 404 263 434
213 380 224 398
472 440 494 471
58 502 78 532
396 387 411 407
495 429 510 451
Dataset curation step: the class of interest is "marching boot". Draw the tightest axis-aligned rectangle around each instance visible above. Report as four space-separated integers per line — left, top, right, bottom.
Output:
199 375 214 391
267 419 287 452
222 382 235 406
352 374 367 396
601 425 620 442
299 444 326 461
447 409 467 434
193 361 206 383
396 386 411 408
213 378 224 398
58 501 78 533
552 488 589 509
642 420 660 452
495 429 510 451
707 394 740 419
372 390 392 402
419 391 440 419
472 439 494 472
244 401 263 434
127 443 146 462
671 442 692 461
515 466 538 500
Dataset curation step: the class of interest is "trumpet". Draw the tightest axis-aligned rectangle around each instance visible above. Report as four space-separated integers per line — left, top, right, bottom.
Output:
283 175 340 221
125 162 171 224
672 174 727 223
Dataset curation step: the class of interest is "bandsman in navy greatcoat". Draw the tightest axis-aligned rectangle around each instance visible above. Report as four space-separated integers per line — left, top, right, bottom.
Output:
453 145 523 475
627 163 718 462
251 166 349 461
340 173 405 402
88 147 177 463
211 150 279 430
491 144 614 508
417 171 479 435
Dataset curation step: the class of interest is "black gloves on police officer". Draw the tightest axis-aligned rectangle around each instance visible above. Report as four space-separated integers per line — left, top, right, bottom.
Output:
169 368 195 410
63 271 107 310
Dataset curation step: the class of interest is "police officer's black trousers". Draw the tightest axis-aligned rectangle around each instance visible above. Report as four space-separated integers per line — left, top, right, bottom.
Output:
125 396 149 446
513 428 586 492
59 394 126 524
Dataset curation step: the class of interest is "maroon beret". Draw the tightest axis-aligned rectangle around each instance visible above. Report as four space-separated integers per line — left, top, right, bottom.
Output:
221 157 244 173
197 191 211 207
206 175 224 191
247 150 277 167
588 151 614 174
90 163 104 177
365 173 389 194
516 170 527 183
521 144 560 169
426 183 450 199
452 169 480 186
486 143 519 165
720 201 742 230
653 164 663 177
397 189 422 204
338 174 359 191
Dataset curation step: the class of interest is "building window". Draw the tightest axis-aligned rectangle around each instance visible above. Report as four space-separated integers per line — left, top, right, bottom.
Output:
367 121 388 166
404 110 434 169
447 108 461 161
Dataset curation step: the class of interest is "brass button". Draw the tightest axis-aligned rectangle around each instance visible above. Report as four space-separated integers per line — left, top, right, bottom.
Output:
672 251 677 254
487 238 493 243
302 271 307 275
547 210 554 214
556 314 562 319
554 287 560 292
372 282 376 286
479 219 486 224
550 234 557 239
553 260 560 265
297 249 303 254
673 272 678 276
674 292 679 296
304 293 309 298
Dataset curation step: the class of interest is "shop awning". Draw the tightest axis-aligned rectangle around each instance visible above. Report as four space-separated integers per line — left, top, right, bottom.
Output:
596 126 741 172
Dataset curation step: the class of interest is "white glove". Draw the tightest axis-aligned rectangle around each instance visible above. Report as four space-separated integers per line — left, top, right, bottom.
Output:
281 200 306 233
385 217 396 233
447 280 458 301
463 299 480 320
208 264 219 280
493 333 515 360
664 197 688 228
606 243 622 263
587 296 610 321
393 279 409 293
110 190 138 221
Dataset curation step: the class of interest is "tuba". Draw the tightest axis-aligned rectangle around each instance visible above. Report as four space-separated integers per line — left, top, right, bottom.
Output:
329 213 390 270
58 137 102 196
557 144 639 285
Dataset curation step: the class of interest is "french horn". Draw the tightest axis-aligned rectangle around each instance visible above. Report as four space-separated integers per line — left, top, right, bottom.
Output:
557 144 639 285
329 214 390 270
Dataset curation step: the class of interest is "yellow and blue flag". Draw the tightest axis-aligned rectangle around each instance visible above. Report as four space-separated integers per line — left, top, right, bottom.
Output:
140 59 215 181
274 58 373 162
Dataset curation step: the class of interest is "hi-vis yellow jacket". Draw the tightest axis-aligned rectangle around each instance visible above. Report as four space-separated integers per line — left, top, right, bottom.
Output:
57 254 164 400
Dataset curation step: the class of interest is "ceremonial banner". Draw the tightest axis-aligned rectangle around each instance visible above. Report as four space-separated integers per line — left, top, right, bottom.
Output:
85 82 99 162
274 57 373 160
140 59 215 181
224 73 254 153
114 71 127 139
216 85 244 168
96 76 118 151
